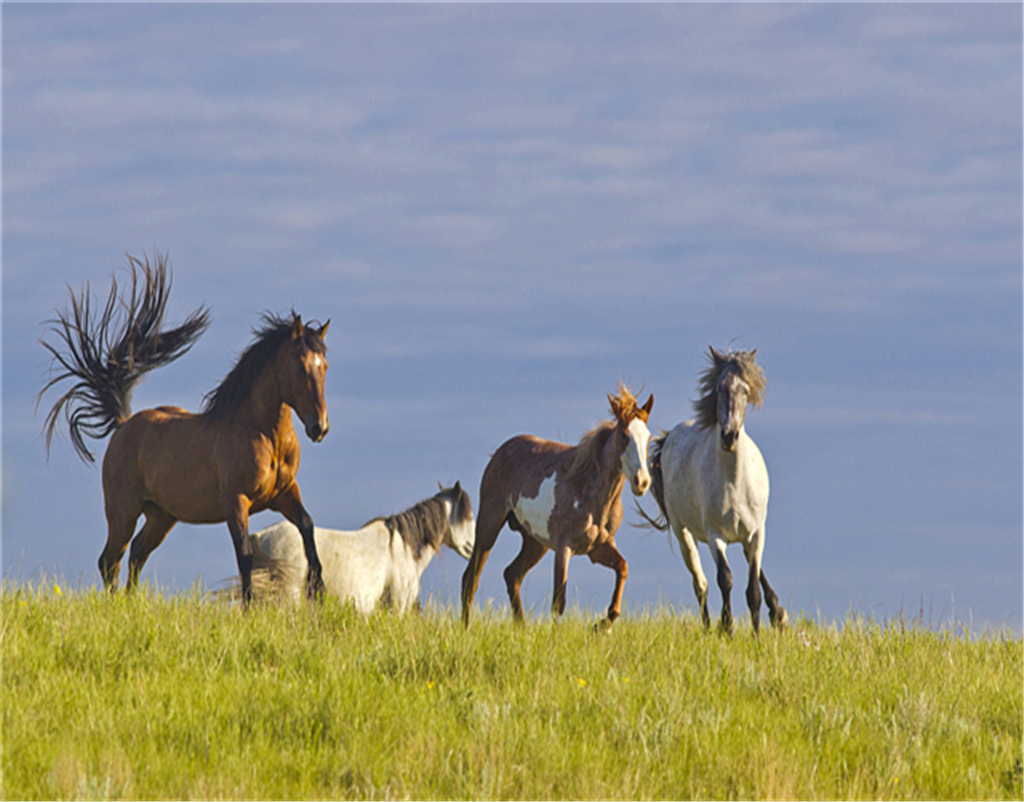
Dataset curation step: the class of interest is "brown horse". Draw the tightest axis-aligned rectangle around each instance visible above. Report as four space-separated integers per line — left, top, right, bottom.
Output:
38 253 331 604
461 386 653 628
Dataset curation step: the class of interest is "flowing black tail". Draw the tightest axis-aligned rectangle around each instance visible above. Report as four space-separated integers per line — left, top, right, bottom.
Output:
634 431 671 531
37 252 210 463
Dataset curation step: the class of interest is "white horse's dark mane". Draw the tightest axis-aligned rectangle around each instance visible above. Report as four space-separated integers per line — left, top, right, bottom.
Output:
693 347 766 431
366 485 472 559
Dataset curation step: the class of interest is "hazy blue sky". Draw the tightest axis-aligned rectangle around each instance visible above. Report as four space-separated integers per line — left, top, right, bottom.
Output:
4 4 1021 632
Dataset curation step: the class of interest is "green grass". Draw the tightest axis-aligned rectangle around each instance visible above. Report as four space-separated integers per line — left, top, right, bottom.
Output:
2 580 1021 800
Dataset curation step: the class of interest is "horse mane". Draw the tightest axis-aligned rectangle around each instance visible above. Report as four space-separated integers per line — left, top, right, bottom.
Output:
564 384 650 485
564 421 616 486
366 486 468 560
693 347 766 430
201 311 327 420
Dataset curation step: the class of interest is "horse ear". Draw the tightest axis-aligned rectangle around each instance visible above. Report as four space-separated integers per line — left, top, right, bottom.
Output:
454 480 461 494
318 319 330 339
642 394 654 415
710 345 726 365
291 315 304 339
438 481 444 491
750 348 757 360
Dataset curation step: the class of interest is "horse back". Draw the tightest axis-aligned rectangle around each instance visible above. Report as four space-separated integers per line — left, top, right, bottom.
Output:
481 434 571 511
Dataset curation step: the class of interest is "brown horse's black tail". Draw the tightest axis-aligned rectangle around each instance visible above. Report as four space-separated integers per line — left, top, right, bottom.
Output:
634 431 671 532
37 252 210 463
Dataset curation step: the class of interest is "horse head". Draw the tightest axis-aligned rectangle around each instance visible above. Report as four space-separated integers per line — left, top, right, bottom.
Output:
279 316 331 442
608 385 654 496
708 347 764 453
439 481 475 559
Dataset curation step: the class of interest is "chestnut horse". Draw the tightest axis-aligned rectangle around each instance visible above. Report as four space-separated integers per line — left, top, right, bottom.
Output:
461 386 653 628
38 253 331 604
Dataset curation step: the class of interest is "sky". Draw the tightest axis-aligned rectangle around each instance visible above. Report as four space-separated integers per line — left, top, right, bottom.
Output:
3 4 1021 633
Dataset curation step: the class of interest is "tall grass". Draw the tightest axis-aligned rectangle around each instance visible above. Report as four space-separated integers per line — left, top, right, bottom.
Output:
2 580 1021 800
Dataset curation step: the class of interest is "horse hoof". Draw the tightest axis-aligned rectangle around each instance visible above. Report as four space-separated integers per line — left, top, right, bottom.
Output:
718 618 736 638
772 608 789 630
593 618 614 635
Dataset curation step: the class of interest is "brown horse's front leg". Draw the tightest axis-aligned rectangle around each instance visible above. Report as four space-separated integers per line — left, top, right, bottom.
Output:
270 483 324 601
223 494 254 608
588 540 628 625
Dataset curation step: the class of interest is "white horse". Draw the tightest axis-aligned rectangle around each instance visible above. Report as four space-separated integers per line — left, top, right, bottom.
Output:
245 483 475 614
639 347 787 635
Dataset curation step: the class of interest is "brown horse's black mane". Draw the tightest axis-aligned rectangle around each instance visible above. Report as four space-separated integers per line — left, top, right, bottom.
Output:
365 485 471 560
201 311 327 421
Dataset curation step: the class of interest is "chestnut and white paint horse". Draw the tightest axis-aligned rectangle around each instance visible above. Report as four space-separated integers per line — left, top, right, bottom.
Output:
245 483 474 614
640 347 787 635
461 385 653 629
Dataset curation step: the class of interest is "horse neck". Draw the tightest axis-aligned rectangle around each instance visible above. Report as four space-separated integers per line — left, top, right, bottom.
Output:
570 431 627 512
246 358 295 439
712 424 749 478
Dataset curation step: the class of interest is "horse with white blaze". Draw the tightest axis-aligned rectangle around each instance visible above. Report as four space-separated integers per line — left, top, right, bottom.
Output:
462 384 654 630
244 483 474 614
639 347 787 635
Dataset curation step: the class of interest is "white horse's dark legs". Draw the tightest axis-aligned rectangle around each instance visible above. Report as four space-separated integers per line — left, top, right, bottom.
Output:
746 559 763 633
708 537 734 636
760 572 788 629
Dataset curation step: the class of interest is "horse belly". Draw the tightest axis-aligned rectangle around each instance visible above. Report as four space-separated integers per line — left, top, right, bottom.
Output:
106 410 221 522
512 474 558 548
319 528 392 614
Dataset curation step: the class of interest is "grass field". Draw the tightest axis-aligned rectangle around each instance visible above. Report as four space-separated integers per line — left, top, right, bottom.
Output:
2 580 1021 800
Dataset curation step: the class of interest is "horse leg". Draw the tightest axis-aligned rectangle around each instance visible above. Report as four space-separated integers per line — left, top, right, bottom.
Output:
743 529 766 634
551 545 572 618
99 500 142 592
707 535 735 636
223 493 255 608
503 533 546 623
127 507 177 591
760 570 788 629
676 525 710 629
270 484 324 601
460 503 506 627
587 540 628 626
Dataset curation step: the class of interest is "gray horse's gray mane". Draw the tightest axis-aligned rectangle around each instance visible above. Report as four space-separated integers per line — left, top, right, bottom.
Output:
366 485 471 559
693 346 766 430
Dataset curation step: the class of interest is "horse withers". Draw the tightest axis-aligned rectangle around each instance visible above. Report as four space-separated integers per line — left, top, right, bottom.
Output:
639 347 787 635
243 483 474 614
38 253 331 605
461 385 653 629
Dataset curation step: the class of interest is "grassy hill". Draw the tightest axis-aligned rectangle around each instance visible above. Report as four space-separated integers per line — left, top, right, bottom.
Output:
2 581 1021 800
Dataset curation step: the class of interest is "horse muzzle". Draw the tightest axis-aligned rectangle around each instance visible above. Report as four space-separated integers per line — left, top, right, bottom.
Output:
305 418 330 443
720 430 738 452
631 473 651 497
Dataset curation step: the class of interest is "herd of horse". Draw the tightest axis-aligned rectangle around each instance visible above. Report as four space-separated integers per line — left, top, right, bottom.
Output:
39 253 787 635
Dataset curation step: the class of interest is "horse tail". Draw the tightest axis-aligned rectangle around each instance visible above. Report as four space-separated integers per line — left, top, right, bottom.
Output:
212 537 301 604
37 252 210 463
634 431 670 531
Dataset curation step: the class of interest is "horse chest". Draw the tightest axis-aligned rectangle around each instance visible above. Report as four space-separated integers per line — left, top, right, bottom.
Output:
254 446 299 501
